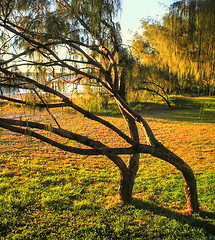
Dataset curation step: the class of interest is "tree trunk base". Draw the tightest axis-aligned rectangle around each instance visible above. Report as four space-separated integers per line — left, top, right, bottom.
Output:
118 173 134 204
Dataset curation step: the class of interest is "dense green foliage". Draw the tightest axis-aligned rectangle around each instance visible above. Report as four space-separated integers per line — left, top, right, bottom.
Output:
132 0 215 95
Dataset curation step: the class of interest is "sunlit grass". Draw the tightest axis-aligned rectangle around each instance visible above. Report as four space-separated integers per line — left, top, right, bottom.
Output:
0 96 215 239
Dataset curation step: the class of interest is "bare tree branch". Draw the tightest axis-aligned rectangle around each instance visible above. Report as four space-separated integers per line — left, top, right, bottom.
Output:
0 67 135 145
136 87 171 108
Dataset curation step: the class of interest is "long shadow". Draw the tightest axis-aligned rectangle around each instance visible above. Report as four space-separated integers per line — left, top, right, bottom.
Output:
140 108 215 123
100 106 215 124
146 97 215 122
132 198 215 236
96 97 215 123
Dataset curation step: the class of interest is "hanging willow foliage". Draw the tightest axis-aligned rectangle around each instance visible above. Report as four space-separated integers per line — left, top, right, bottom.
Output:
132 0 215 95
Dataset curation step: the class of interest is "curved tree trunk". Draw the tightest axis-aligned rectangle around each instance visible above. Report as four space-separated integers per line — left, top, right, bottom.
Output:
150 143 199 212
176 161 199 212
183 168 199 212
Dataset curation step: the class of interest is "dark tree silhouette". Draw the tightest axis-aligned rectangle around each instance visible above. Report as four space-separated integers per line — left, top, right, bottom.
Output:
0 0 199 212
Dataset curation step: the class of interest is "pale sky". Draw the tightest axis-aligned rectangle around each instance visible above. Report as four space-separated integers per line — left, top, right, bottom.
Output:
120 0 174 44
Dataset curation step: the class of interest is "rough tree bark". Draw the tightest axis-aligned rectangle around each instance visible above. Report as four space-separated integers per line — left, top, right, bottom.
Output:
118 114 140 203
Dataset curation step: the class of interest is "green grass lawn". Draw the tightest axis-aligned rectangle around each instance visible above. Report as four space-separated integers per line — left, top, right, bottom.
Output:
0 96 215 239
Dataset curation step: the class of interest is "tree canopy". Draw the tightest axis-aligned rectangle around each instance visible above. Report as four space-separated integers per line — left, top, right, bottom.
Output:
132 0 215 95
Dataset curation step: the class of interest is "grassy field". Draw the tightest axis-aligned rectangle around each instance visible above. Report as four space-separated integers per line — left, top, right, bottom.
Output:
0 96 215 239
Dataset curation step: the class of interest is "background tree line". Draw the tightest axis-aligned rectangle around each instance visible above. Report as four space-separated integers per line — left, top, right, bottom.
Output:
132 0 215 96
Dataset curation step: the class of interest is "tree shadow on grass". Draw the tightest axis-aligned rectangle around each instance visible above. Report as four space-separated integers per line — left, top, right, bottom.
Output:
139 96 215 123
97 97 215 123
140 108 215 123
132 198 215 236
100 106 215 123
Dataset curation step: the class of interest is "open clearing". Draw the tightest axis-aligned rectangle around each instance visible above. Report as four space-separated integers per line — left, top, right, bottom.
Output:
0 101 215 239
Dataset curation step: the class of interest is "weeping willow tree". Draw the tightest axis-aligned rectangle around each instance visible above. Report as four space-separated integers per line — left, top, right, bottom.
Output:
132 0 215 95
0 0 200 213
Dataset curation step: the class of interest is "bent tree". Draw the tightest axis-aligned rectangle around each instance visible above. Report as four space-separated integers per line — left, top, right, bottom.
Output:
0 0 199 212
